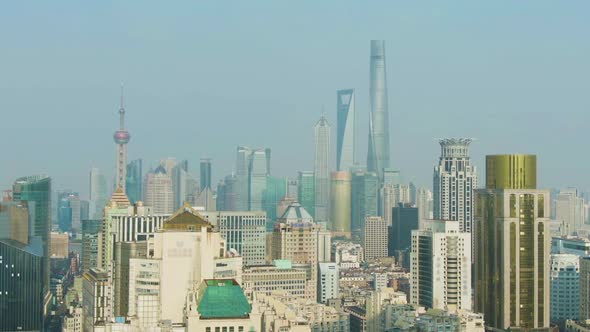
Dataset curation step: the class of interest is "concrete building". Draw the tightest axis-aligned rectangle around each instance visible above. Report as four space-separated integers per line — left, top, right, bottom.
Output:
411 219 472 312
550 254 579 323
363 216 388 261
474 155 550 329
417 188 433 228
433 138 477 233
367 40 390 181
315 115 331 223
201 210 267 266
272 203 320 301
337 89 355 172
50 232 70 258
330 171 351 237
318 262 340 303
126 204 242 326
556 188 586 235
0 200 29 245
243 260 307 298
83 267 112 332
235 146 252 211
257 291 349 332
62 306 83 332
143 165 174 214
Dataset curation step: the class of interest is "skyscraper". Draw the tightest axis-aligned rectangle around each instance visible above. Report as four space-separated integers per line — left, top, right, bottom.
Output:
12 175 52 299
235 146 252 211
143 166 174 214
172 159 189 209
314 115 331 223
200 158 212 190
337 89 355 172
262 176 286 228
351 169 378 235
549 254 579 323
330 171 351 237
474 155 550 329
433 138 477 233
89 167 108 219
249 148 269 211
298 171 315 218
556 188 585 235
113 86 130 192
57 191 81 232
411 219 472 312
362 216 388 261
125 159 142 204
367 40 390 180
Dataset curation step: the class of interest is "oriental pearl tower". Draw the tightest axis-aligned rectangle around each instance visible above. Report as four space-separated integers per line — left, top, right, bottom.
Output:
114 85 130 192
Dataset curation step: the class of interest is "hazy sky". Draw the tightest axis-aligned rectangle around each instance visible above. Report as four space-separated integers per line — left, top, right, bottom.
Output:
1 1 589 199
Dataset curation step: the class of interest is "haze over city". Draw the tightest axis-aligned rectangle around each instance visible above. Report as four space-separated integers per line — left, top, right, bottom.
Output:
1 1 589 195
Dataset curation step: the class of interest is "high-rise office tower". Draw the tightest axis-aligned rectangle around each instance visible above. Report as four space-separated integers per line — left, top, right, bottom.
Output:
57 191 81 232
272 203 320 301
314 115 331 223
318 262 340 304
125 159 142 204
249 148 270 211
0 239 45 331
200 158 212 190
351 169 378 235
367 40 390 181
363 216 388 261
262 176 286 228
143 166 174 214
556 188 585 235
330 171 351 237
433 138 477 233
200 211 267 267
12 175 52 302
411 220 472 312
172 159 189 209
113 86 130 192
474 155 550 329
389 203 419 269
549 254 579 323
0 200 29 244
337 89 355 171
298 171 315 218
81 219 102 272
82 268 112 331
235 146 252 211
217 174 238 211
417 188 433 229
89 167 108 219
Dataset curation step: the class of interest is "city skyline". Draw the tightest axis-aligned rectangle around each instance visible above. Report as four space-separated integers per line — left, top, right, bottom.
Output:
1 2 589 195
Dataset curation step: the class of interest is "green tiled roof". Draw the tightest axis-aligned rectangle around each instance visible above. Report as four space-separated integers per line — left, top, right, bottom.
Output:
197 280 251 319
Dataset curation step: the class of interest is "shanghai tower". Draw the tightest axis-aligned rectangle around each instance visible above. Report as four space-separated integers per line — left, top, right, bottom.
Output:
367 40 390 180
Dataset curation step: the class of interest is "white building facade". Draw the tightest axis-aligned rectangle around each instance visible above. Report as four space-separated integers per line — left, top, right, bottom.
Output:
411 219 472 312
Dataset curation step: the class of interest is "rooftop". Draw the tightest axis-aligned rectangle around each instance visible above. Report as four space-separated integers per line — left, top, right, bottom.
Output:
197 279 251 319
163 202 212 232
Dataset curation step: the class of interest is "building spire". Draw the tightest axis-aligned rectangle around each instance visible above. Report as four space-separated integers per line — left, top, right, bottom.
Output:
119 83 125 129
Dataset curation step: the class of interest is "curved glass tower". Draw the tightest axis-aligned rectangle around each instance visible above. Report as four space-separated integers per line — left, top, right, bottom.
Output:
367 40 390 180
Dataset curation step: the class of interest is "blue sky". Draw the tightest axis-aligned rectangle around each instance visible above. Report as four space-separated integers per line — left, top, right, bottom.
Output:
1 1 589 198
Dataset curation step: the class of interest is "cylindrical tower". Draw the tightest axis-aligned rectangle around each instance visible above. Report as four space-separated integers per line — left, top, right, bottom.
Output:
485 154 537 190
330 171 352 238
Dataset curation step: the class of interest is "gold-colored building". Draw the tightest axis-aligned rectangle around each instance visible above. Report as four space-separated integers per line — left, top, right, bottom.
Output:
474 155 550 329
330 171 351 238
